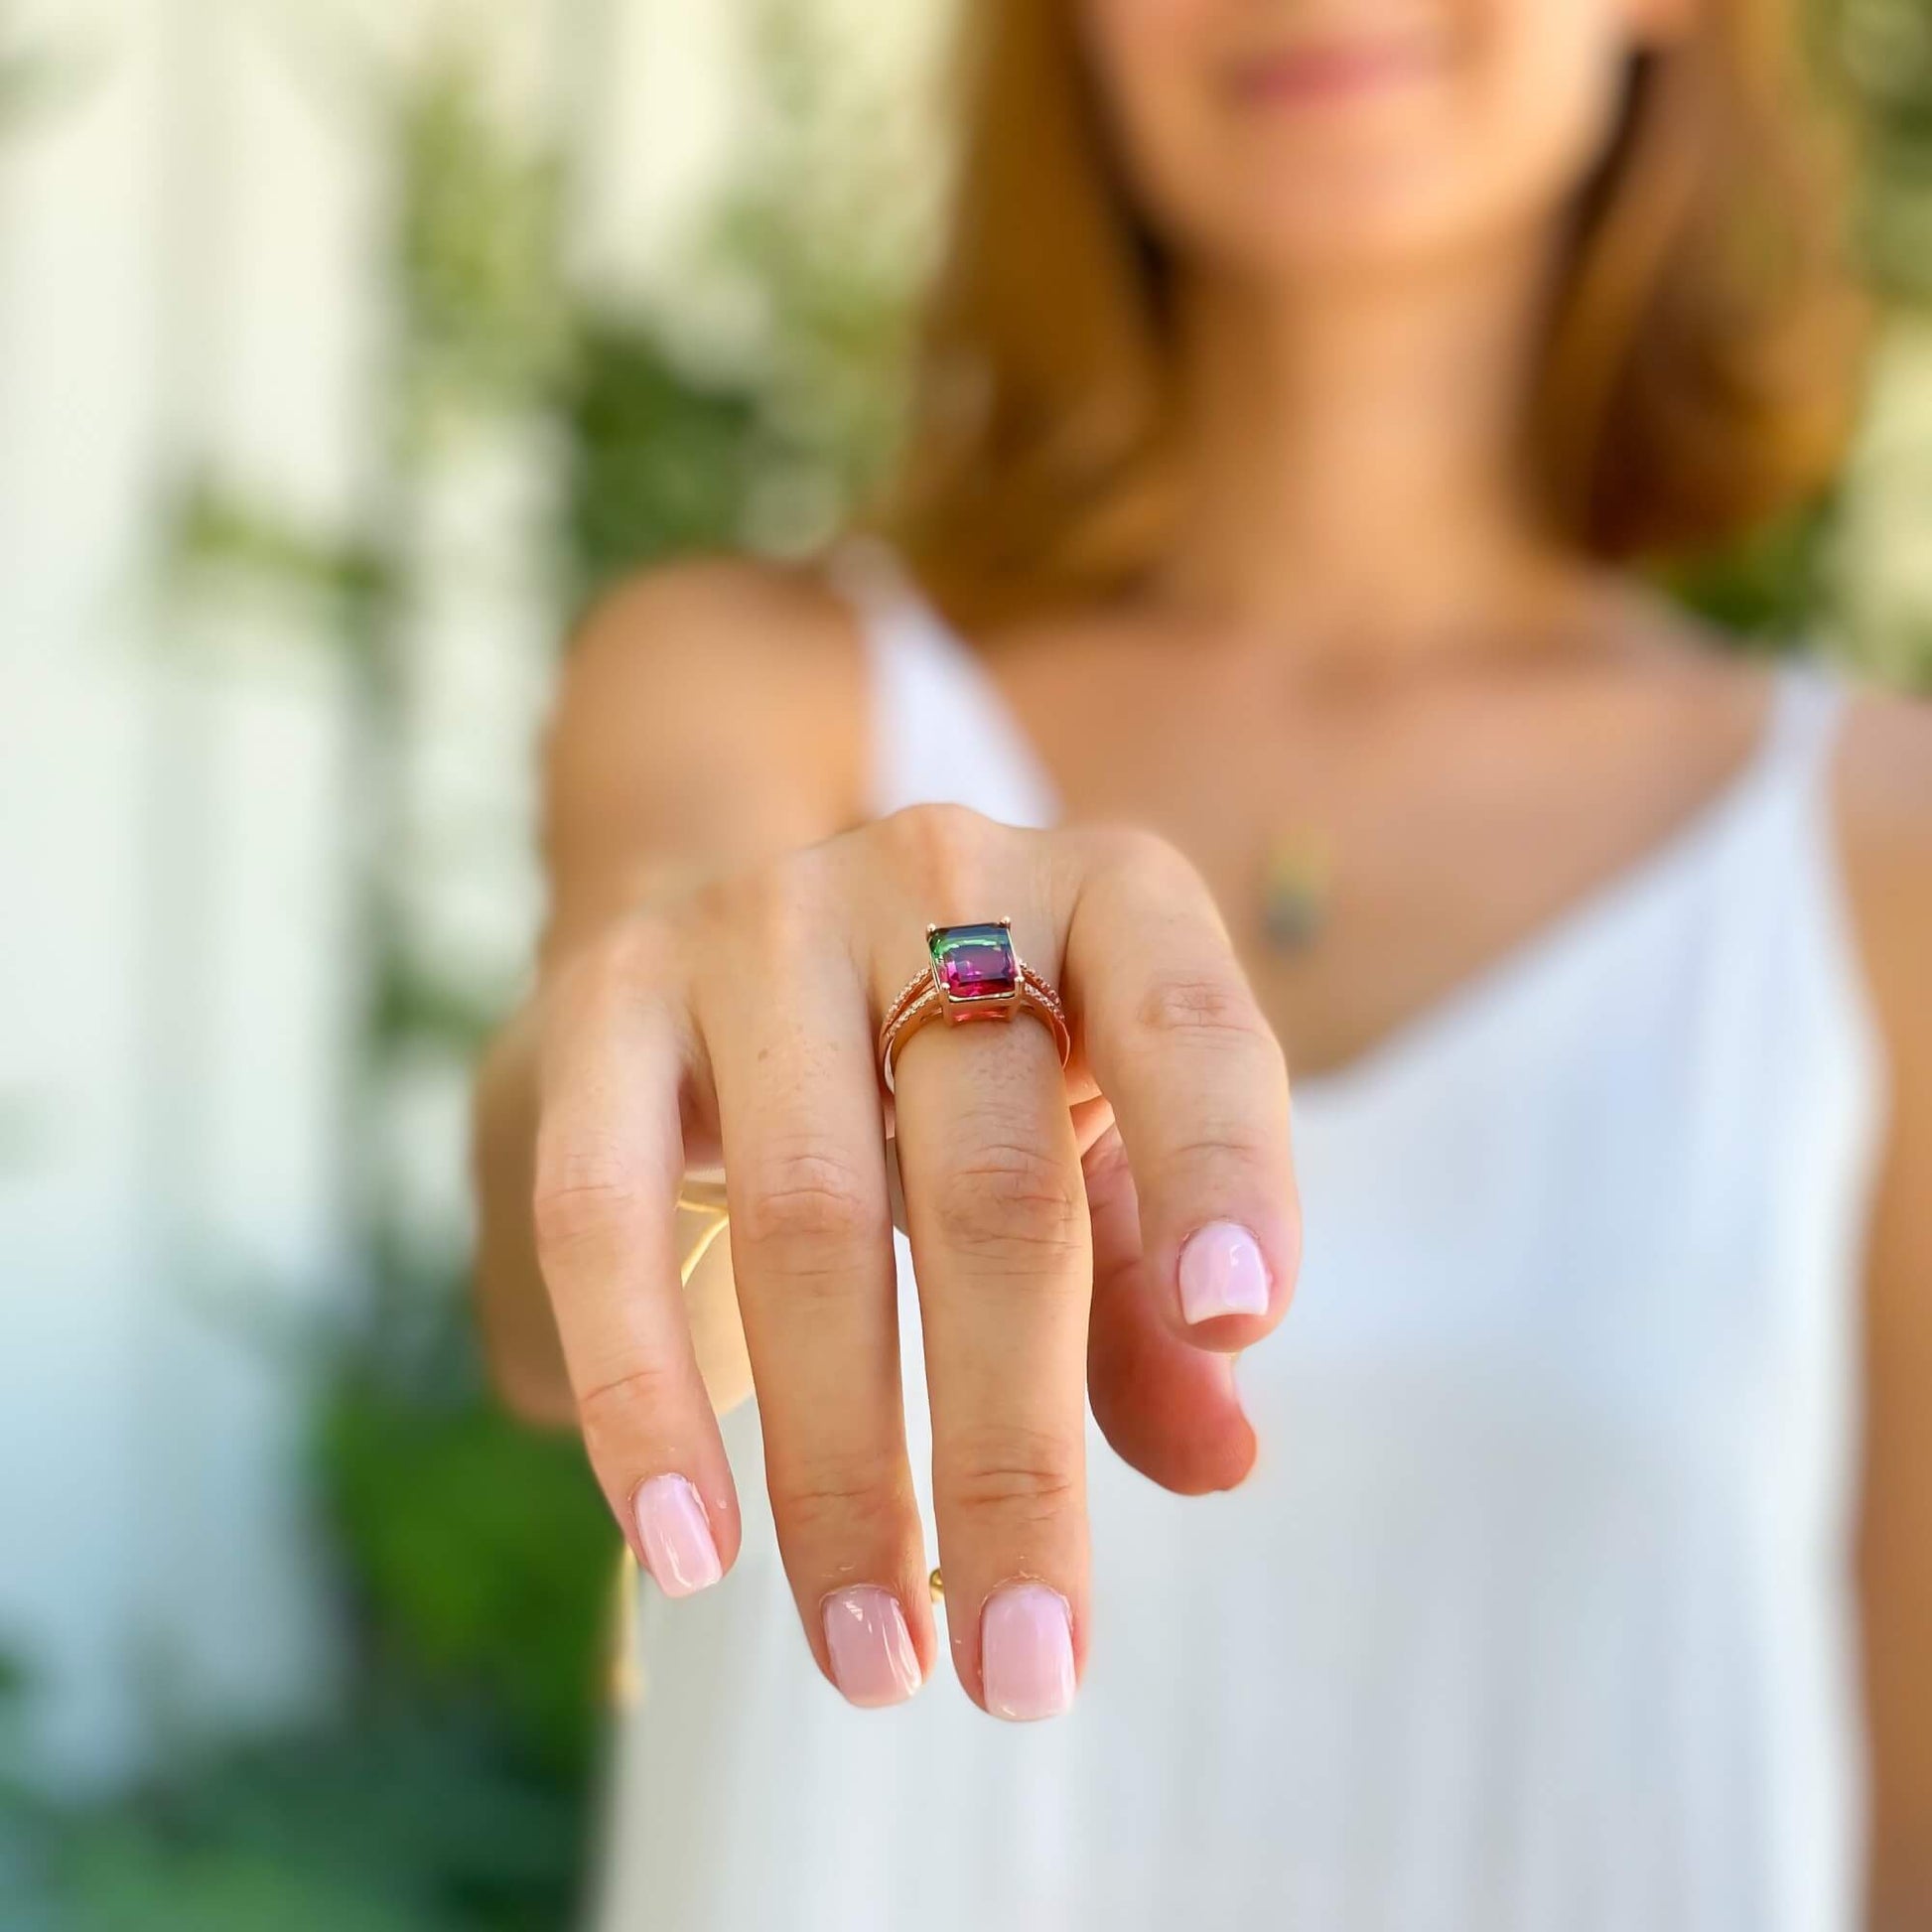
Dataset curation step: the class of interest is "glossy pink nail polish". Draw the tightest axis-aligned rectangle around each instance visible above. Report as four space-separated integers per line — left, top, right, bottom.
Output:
981 1583 1075 1722
632 1473 723 1597
1178 1220 1271 1323
822 1587 921 1709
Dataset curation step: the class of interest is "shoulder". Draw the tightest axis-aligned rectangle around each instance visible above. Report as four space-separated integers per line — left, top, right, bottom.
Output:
537 555 871 949
568 549 856 663
1837 687 1932 947
549 552 868 833
1834 685 1932 1079
1839 686 1932 863
561 553 863 771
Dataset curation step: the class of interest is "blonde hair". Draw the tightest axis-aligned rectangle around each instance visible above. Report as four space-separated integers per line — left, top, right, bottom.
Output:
881 0 1868 629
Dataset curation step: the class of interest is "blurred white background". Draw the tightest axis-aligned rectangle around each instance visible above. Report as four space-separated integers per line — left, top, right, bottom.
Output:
0 0 946 1793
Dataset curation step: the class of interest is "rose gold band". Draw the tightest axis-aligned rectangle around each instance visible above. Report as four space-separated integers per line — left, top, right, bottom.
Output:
877 956 1071 1094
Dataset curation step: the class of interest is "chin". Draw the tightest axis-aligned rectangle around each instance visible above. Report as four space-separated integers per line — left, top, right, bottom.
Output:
1167 103 1616 286
1185 175 1500 283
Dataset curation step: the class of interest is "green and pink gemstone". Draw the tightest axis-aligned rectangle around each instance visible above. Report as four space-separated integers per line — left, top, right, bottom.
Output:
927 921 1019 1005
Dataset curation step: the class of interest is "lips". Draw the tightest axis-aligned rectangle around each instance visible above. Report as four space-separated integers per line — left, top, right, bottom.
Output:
1226 37 1440 108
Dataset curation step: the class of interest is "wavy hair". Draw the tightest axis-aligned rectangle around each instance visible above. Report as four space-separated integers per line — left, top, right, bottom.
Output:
881 0 1868 628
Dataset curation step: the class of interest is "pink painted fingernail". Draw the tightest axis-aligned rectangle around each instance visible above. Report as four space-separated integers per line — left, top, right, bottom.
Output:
981 1584 1075 1722
632 1474 723 1597
822 1587 922 1709
1178 1220 1271 1323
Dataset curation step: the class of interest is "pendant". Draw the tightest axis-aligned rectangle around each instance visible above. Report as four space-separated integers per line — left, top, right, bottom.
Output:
1261 829 1333 952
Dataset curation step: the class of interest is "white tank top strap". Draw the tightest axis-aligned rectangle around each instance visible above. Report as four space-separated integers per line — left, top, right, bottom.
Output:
1751 657 1884 1090
826 536 1060 830
1759 655 1852 788
1725 659 1854 923
1731 659 1856 913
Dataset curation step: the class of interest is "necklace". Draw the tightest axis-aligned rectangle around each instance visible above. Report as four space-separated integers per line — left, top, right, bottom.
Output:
1260 826 1335 953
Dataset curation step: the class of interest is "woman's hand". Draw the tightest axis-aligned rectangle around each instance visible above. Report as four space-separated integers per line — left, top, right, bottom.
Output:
527 802 1300 1719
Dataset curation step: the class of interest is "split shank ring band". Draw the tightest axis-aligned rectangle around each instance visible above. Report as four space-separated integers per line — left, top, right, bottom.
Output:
877 920 1071 1094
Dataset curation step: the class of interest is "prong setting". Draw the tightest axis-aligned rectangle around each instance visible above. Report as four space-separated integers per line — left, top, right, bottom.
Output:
878 921 1069 1094
927 921 1023 1020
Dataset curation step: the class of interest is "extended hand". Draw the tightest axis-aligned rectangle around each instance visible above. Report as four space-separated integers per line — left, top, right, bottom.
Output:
530 805 1300 1719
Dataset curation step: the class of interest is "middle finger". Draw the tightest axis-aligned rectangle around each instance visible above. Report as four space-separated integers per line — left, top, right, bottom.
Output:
698 863 932 1711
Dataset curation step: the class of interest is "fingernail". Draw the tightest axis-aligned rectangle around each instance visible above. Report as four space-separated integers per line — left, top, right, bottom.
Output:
632 1474 723 1597
822 1587 922 1709
981 1583 1075 1722
1177 1220 1271 1323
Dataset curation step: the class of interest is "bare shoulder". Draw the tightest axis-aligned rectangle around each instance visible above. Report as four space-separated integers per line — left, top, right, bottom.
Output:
1839 688 1932 921
1836 686 1932 1060
560 552 863 796
554 552 865 821
541 554 868 945
1838 698 1932 1928
1840 685 1932 845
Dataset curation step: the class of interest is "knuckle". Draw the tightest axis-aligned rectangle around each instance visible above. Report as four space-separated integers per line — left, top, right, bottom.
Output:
1078 823 1211 913
881 801 998 888
947 1428 1083 1527
687 861 775 946
531 1159 645 1268
753 868 835 968
604 910 674 981
680 869 737 940
1133 972 1276 1051
768 1451 909 1542
1086 820 1185 882
576 1355 690 1445
1158 1127 1279 1191
929 1141 1085 1269
734 1150 886 1259
700 848 841 969
571 913 675 1007
1071 822 1223 935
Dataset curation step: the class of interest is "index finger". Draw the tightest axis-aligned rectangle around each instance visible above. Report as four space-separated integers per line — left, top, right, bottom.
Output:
1059 827 1301 1347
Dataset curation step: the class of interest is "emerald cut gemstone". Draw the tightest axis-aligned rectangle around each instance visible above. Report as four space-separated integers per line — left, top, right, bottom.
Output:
928 922 1017 1002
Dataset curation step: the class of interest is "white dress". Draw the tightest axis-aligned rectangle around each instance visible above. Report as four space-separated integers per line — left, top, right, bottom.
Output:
593 555 1883 1932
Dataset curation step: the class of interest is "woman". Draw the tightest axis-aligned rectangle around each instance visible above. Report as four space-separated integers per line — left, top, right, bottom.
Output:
474 0 1932 1924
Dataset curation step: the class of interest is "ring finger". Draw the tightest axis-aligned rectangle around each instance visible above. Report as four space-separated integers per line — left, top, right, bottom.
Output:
884 907 1091 1723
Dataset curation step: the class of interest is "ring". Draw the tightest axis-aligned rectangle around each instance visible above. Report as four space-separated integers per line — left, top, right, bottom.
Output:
877 920 1071 1094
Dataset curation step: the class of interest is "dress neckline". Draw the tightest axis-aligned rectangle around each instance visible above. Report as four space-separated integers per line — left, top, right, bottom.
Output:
1286 677 1805 1110
846 543 1833 1112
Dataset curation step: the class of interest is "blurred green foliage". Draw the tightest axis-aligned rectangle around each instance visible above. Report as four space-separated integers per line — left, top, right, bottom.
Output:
395 61 574 433
6 10 918 1927
322 1353 617 1777
1666 499 1844 644
563 4 921 596
1663 0 1932 651
563 322 768 588
0 1352 618 1928
0 5 90 134
16 1708 588 1932
1822 0 1932 301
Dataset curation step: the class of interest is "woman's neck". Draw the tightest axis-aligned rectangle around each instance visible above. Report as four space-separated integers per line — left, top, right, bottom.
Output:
1158 239 1581 668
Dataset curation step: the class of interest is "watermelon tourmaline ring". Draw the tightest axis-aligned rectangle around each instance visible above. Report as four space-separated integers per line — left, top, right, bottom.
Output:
877 920 1071 1094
